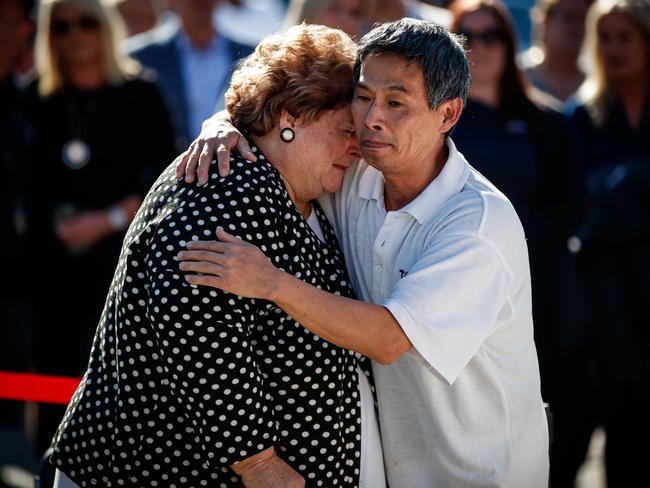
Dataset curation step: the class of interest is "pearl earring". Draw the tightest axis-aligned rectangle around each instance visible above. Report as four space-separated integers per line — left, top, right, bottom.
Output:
280 127 295 143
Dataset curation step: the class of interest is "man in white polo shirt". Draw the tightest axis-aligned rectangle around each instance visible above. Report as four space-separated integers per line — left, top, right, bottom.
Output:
178 18 549 487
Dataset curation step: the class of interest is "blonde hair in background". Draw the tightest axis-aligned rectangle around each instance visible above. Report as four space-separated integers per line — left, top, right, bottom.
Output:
35 0 140 97
580 0 650 124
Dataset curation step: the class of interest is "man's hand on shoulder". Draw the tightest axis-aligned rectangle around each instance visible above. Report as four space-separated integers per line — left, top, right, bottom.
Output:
176 110 256 185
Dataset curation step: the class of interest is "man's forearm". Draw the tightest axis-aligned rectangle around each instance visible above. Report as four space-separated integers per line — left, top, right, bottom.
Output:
269 271 411 364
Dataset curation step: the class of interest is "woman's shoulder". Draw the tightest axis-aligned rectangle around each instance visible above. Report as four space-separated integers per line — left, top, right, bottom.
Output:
191 151 287 206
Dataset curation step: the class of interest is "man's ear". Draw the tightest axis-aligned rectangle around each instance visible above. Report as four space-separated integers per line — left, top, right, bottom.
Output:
438 98 464 134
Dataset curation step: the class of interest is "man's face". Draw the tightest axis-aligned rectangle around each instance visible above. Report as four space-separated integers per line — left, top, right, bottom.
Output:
350 53 447 177
171 0 220 23
0 0 31 77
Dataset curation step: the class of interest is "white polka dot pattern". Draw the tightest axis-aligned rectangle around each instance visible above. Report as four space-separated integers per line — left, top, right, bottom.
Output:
50 148 368 487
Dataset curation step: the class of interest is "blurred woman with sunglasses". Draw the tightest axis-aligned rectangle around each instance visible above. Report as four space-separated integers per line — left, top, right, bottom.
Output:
28 0 176 456
567 0 650 485
447 0 583 447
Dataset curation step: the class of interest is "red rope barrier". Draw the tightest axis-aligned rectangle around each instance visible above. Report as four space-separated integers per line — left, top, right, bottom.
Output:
0 372 80 405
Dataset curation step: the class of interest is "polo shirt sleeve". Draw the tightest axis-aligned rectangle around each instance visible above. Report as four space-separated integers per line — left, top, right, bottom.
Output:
383 233 511 385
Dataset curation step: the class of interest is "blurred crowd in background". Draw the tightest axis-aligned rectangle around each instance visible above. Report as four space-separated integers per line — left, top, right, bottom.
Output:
1 0 648 486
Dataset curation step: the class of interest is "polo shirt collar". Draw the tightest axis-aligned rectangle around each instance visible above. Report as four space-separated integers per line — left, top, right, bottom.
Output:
358 137 470 224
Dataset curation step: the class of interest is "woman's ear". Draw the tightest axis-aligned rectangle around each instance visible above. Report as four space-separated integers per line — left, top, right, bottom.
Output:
439 98 464 134
279 109 297 130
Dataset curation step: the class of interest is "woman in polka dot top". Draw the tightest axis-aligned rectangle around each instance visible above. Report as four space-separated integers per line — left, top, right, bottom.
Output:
50 24 385 488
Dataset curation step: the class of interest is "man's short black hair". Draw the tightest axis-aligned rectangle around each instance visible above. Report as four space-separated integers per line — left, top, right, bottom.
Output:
354 18 471 110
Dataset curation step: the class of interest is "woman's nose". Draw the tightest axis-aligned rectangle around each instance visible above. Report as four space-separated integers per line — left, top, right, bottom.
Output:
349 139 362 159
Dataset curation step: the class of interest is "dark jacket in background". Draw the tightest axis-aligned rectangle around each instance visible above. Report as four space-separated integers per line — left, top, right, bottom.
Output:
567 97 650 487
0 76 34 430
27 74 177 455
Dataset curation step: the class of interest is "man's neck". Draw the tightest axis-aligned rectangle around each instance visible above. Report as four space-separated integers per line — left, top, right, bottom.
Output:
182 20 217 49
383 139 448 211
542 49 579 75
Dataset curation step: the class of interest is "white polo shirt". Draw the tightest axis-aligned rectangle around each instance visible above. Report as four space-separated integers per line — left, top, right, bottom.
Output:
319 138 549 487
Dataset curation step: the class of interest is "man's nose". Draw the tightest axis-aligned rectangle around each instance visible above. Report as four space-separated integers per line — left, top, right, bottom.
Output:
363 102 384 131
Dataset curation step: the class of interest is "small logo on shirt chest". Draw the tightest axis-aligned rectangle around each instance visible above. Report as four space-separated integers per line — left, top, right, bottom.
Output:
399 269 409 279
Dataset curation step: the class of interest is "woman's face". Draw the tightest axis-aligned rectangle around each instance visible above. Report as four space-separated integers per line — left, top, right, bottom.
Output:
50 2 102 70
290 106 360 199
598 11 648 85
457 9 507 88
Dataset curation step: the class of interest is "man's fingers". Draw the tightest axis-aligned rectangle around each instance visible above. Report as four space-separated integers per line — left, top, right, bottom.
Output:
183 240 228 253
179 260 223 275
176 150 190 180
197 142 213 185
184 274 225 289
184 142 203 183
178 248 224 263
215 142 232 178
216 226 243 244
236 135 257 162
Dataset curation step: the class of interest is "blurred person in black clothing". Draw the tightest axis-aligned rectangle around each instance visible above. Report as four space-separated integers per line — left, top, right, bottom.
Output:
0 0 36 473
369 0 452 26
567 0 650 485
283 0 373 38
28 0 176 457
448 0 584 468
108 0 163 37
126 0 254 150
523 0 593 112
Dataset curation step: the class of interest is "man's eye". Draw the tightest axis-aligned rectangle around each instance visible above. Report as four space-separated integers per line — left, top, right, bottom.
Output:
388 100 402 107
356 95 370 101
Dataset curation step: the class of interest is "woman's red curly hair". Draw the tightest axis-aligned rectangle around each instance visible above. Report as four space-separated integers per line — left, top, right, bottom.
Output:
226 23 357 136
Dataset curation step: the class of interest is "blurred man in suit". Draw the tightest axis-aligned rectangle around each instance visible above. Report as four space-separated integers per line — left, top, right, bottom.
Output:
127 0 254 149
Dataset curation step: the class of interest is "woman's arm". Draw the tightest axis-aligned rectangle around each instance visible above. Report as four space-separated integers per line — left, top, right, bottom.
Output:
176 110 257 185
178 228 412 365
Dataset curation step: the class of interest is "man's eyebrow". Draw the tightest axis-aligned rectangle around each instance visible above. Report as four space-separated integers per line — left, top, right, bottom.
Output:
387 84 408 93
355 81 408 94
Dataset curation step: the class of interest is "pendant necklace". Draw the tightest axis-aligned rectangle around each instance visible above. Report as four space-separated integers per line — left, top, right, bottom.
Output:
61 91 97 170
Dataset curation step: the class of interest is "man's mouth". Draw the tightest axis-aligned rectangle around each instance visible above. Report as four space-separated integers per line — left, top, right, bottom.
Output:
361 138 390 149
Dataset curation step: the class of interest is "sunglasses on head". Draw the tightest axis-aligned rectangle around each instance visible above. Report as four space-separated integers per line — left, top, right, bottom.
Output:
51 15 100 36
458 28 506 46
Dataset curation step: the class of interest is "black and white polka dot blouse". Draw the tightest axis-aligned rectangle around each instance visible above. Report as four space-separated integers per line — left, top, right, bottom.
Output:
50 148 368 487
